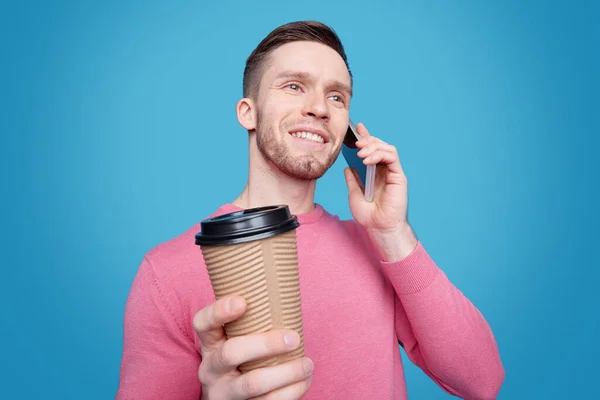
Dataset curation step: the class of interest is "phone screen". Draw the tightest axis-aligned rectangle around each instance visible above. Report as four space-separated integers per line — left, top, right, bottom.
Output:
341 121 367 189
341 120 375 201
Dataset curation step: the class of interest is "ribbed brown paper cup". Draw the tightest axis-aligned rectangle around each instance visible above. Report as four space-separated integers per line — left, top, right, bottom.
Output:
195 205 305 373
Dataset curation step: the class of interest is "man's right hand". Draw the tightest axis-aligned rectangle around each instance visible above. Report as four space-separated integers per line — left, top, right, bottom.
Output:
193 295 314 399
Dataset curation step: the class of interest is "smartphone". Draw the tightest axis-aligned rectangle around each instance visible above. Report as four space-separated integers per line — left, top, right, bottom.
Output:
341 119 375 202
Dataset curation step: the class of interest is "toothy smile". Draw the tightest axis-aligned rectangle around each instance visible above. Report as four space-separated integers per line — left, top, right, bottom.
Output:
290 131 325 143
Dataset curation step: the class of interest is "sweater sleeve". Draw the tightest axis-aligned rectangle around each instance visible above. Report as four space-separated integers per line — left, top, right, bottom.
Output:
381 242 505 400
116 257 202 400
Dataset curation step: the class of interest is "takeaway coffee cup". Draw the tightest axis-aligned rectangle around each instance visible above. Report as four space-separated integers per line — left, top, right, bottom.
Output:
195 205 305 373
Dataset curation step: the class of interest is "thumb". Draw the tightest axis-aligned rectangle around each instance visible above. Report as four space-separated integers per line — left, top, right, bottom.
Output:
344 167 364 203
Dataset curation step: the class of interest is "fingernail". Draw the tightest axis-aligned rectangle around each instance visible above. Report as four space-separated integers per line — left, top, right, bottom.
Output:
228 297 242 313
284 332 300 348
303 358 314 374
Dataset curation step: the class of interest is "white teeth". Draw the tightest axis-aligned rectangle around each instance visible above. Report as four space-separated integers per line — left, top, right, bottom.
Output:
291 131 324 143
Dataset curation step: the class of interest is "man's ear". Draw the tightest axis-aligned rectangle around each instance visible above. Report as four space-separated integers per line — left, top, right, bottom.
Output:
236 97 256 131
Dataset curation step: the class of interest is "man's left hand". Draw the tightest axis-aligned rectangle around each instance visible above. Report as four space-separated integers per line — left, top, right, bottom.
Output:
344 122 418 261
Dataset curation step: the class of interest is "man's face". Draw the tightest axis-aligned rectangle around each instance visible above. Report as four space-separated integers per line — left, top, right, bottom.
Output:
253 41 352 180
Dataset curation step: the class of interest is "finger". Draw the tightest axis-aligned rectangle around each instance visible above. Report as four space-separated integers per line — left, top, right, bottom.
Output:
356 138 406 177
350 167 365 190
211 329 301 375
355 135 380 148
357 141 395 158
344 167 364 190
356 122 372 138
250 376 312 400
230 357 314 399
364 149 406 177
362 148 397 166
193 296 247 350
344 167 365 204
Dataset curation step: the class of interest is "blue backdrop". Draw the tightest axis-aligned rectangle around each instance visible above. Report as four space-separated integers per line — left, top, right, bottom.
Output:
2 0 598 398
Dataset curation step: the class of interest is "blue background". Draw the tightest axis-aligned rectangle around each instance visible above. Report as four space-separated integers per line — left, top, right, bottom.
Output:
2 0 599 398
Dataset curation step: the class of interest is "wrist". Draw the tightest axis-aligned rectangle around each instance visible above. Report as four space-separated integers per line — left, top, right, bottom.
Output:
367 223 418 262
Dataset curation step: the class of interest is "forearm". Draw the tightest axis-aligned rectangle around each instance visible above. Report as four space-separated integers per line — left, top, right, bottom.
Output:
381 243 505 399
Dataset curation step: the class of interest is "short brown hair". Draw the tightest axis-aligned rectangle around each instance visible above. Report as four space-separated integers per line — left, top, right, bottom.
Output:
243 21 352 98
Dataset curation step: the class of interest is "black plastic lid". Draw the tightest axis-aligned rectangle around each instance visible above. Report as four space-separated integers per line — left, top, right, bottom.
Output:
195 205 300 246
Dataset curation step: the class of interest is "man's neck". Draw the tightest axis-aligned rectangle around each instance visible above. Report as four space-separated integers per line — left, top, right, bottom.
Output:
233 147 317 215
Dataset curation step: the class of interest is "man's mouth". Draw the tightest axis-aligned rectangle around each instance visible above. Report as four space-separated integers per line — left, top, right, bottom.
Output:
289 131 325 144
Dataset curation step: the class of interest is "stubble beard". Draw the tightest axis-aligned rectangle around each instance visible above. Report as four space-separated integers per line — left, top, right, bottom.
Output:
255 110 341 181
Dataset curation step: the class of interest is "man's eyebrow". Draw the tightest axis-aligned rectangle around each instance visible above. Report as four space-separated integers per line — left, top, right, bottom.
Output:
274 70 353 97
275 70 312 82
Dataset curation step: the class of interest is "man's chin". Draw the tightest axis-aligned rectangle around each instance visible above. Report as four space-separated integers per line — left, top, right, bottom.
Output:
288 171 326 181
280 161 329 181
263 148 335 181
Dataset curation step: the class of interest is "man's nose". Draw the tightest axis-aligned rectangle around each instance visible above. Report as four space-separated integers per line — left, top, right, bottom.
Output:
301 92 329 120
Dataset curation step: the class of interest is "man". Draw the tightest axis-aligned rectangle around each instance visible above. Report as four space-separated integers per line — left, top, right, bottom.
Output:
117 21 504 399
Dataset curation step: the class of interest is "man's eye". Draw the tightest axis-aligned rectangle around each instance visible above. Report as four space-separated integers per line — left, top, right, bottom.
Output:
330 95 344 103
287 84 300 91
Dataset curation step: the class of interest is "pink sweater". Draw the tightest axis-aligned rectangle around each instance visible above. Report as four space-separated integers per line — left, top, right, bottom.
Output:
116 203 504 399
